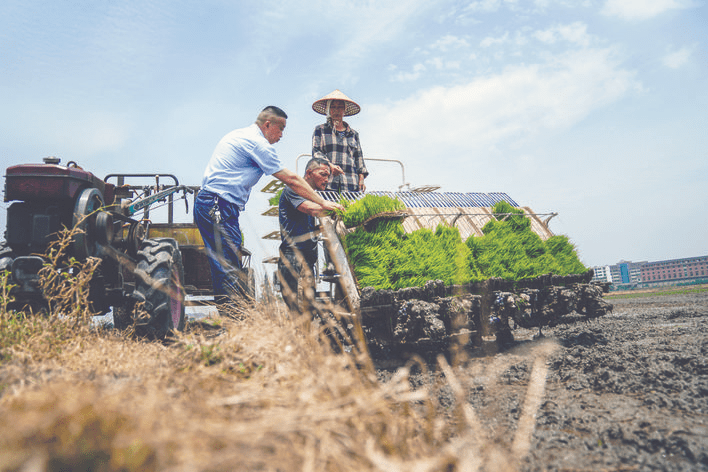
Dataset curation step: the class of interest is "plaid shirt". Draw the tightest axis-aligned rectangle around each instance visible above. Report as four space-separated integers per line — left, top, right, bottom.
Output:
312 118 368 192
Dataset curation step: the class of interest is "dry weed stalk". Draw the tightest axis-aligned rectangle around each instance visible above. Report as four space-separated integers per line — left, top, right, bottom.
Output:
38 226 102 323
511 342 556 459
0 269 15 315
0 226 105 365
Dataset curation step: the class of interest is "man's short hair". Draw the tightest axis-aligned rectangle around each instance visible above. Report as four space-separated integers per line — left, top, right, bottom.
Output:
256 106 288 125
305 157 330 174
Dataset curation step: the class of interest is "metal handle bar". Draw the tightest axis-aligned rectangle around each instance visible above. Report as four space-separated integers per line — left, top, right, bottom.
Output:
104 173 180 186
294 154 408 188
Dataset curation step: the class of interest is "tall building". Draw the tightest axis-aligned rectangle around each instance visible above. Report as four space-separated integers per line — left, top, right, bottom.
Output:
593 255 708 289
592 260 645 286
592 265 611 283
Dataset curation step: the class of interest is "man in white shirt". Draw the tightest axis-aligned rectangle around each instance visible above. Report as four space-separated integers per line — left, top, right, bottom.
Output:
194 106 343 304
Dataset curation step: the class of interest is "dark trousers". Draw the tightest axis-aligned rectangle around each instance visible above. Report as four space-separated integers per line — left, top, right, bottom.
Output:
194 189 246 300
278 247 317 312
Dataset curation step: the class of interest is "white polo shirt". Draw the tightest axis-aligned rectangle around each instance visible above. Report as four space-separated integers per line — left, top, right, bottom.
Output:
201 123 285 209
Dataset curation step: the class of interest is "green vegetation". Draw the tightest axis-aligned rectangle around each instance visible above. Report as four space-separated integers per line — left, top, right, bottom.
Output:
268 188 284 207
341 197 586 290
338 194 406 228
390 225 477 288
468 201 586 280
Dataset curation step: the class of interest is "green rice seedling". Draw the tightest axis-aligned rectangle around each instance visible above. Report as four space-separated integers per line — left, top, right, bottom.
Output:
544 235 586 275
466 201 586 280
340 194 406 228
390 224 474 289
345 220 403 289
345 219 476 290
268 188 284 207
341 197 586 290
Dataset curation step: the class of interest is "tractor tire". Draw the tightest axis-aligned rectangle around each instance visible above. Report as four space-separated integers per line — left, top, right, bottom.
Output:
132 238 186 339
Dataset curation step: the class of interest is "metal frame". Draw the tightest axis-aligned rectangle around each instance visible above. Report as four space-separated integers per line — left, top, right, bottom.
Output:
295 153 410 190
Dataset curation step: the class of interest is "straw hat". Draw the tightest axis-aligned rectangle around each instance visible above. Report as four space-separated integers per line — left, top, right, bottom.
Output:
312 89 361 116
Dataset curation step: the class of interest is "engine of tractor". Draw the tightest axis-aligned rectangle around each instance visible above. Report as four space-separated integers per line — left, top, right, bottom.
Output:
3 157 115 258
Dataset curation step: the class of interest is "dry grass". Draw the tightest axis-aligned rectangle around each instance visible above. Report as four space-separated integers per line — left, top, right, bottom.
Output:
0 303 432 471
0 302 557 471
0 240 556 471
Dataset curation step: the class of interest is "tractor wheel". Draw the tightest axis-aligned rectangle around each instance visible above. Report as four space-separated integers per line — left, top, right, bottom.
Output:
132 238 186 339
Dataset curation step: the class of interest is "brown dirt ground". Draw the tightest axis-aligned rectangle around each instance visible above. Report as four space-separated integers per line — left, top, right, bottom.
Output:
377 289 708 471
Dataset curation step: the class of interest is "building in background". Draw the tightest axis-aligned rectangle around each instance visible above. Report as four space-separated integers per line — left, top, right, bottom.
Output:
592 255 708 290
640 255 708 287
592 265 612 283
591 260 645 288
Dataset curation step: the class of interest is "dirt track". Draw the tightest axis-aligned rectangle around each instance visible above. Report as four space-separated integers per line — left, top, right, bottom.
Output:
379 290 708 471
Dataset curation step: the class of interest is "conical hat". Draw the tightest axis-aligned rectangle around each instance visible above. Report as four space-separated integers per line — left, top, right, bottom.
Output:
312 89 361 116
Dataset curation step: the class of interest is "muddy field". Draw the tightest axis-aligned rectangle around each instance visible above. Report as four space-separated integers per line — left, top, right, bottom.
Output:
1 289 706 471
382 289 708 471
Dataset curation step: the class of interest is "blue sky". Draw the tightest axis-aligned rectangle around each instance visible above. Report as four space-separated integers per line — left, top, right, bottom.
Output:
1 0 706 281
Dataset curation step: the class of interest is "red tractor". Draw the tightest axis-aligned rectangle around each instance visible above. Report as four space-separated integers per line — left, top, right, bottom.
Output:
0 157 193 338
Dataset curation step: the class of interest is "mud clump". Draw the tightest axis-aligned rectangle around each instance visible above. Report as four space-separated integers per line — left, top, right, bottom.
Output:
393 300 446 343
360 277 613 352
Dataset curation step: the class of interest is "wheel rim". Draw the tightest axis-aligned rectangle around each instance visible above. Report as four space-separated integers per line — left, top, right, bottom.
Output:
72 188 105 259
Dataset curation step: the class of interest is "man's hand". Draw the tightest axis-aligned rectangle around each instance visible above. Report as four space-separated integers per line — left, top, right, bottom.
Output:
329 163 344 176
358 174 366 192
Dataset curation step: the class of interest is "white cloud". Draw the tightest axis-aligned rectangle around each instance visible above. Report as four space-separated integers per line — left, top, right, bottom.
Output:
364 47 640 186
463 0 514 13
535 0 593 7
480 32 510 48
601 0 694 20
534 22 592 46
391 63 427 82
485 23 592 50
431 35 470 52
662 46 692 68
251 0 432 83
388 33 470 82
427 57 462 70
459 0 591 16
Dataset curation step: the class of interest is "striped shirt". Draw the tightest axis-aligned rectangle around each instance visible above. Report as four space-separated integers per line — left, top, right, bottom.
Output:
312 118 368 192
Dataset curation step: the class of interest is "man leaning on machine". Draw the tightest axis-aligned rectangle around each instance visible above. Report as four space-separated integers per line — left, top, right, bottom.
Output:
277 157 333 312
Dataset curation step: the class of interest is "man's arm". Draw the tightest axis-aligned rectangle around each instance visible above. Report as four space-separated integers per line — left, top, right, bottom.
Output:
273 169 344 212
296 200 328 217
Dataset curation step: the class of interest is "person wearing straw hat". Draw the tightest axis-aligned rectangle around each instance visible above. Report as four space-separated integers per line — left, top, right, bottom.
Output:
312 90 368 193
194 106 344 306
